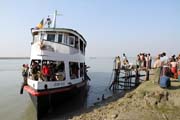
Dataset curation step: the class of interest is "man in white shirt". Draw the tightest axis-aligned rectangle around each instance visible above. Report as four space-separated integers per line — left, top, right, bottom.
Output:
160 52 168 65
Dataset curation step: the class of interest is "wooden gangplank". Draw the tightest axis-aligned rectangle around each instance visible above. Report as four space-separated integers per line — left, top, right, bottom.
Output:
109 66 149 90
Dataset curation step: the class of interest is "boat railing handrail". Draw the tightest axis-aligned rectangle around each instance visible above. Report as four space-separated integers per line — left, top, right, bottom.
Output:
38 40 82 54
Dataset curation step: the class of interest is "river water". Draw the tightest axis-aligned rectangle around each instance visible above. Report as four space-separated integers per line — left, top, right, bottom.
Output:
0 57 136 120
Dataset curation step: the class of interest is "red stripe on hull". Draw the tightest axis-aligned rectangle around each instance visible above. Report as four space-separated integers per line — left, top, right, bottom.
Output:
24 81 86 96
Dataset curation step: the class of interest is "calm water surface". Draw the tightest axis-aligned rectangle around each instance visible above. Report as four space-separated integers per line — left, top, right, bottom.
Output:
0 57 132 120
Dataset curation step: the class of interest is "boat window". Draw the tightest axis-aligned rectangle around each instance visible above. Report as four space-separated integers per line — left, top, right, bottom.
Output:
47 34 55 42
40 33 47 40
54 61 66 81
29 59 41 81
80 63 84 77
69 62 79 79
58 34 63 43
80 40 84 53
69 36 75 47
83 44 86 54
41 60 66 81
63 34 68 45
75 37 79 49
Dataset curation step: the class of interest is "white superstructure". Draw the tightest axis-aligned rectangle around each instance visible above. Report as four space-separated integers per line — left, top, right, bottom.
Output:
27 12 87 91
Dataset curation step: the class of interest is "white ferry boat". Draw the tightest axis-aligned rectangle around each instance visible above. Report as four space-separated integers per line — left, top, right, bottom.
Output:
22 11 89 119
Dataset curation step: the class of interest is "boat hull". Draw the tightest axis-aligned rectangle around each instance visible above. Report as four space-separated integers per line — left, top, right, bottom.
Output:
25 80 87 119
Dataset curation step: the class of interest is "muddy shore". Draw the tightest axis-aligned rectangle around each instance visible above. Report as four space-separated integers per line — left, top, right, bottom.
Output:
71 73 180 120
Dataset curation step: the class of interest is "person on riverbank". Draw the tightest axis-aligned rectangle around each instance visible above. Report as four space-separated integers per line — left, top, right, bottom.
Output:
153 56 162 84
170 58 178 79
160 52 168 65
178 54 180 69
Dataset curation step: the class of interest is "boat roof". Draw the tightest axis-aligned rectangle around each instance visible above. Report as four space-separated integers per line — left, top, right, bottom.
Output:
31 28 87 44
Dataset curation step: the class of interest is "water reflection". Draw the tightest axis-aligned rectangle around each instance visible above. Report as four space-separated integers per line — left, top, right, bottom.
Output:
21 100 36 120
41 87 89 120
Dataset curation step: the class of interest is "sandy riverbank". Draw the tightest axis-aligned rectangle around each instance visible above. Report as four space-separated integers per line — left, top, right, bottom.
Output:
72 74 180 120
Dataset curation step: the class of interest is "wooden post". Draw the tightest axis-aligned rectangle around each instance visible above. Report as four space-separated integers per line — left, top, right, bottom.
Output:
109 69 120 90
135 69 139 86
129 70 132 88
146 70 149 80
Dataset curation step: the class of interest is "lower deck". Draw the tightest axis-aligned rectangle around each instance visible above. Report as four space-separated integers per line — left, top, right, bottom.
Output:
23 58 87 91
27 77 84 91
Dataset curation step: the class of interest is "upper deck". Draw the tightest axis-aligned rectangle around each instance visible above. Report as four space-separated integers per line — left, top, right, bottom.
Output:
30 11 87 61
31 28 86 45
30 28 86 60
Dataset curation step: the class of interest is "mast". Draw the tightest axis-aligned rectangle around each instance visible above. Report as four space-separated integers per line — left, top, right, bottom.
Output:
52 10 61 28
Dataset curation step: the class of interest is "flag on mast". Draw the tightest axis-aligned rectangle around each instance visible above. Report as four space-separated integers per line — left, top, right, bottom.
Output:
36 19 44 29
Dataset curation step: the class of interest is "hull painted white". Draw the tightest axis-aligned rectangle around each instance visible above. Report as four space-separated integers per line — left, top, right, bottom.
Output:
28 28 86 92
27 77 84 91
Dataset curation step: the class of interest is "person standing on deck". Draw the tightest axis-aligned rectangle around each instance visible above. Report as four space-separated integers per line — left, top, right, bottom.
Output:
111 56 121 89
122 53 128 65
140 53 145 68
84 64 90 81
31 61 39 80
22 64 29 84
115 56 121 72
136 54 141 68
148 53 152 69
42 64 50 81
146 53 151 69
144 54 147 68
20 64 29 94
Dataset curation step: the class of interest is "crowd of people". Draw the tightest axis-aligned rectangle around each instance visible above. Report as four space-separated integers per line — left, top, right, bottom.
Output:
22 60 80 83
22 60 66 82
153 52 180 79
21 59 89 83
114 53 152 71
136 53 152 69
114 52 180 81
33 60 66 81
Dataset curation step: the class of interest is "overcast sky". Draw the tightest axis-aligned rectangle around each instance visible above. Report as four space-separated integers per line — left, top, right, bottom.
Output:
0 0 179 57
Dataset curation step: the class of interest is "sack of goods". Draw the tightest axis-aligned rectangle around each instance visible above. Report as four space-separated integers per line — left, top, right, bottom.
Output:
160 76 171 88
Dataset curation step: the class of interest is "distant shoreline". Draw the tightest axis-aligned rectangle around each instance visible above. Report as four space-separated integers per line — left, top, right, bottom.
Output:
0 57 29 59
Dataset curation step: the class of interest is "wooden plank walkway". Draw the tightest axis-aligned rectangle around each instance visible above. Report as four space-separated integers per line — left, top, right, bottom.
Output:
109 66 150 90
